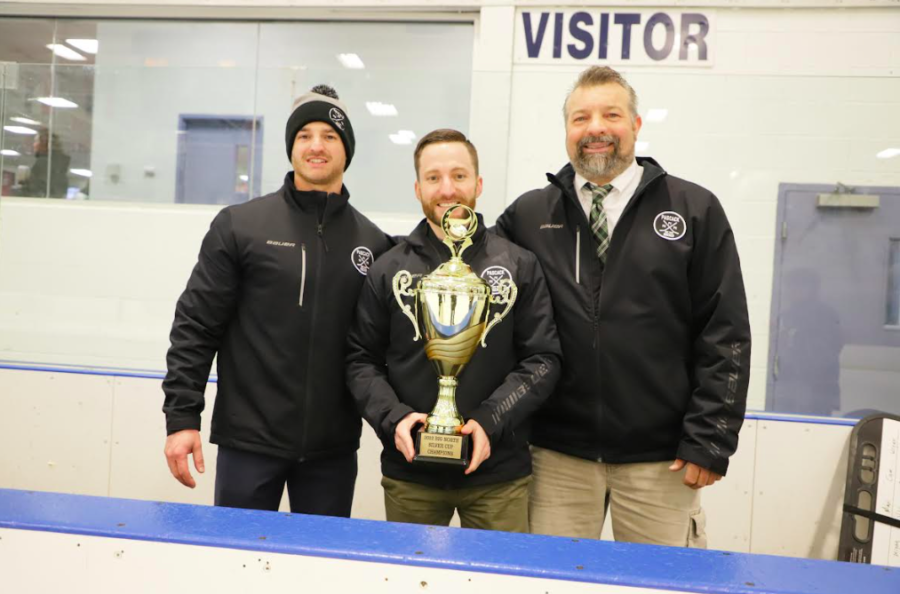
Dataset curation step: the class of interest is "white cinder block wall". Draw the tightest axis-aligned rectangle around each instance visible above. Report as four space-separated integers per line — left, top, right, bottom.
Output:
0 1 897 562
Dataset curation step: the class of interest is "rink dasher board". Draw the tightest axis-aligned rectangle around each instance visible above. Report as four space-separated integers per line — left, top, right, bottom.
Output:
1 488 899 594
0 529 692 594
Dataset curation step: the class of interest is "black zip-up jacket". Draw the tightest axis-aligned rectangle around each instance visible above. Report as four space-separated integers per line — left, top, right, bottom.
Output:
346 218 562 489
163 172 392 460
495 158 751 476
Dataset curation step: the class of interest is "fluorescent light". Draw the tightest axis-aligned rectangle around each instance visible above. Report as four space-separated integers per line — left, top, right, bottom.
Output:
70 169 93 178
645 108 668 123
389 130 416 145
11 116 41 126
729 170 740 179
635 141 650 153
46 43 85 61
337 53 365 69
389 134 413 145
366 102 398 117
239 175 249 182
3 125 38 135
36 97 78 108
0 149 20 157
876 148 900 159
65 39 98 54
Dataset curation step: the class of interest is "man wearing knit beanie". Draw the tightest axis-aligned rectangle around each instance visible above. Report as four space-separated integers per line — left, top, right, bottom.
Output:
163 84 391 519
285 84 355 173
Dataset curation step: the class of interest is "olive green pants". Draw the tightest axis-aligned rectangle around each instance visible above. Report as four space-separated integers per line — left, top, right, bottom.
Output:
382 475 530 533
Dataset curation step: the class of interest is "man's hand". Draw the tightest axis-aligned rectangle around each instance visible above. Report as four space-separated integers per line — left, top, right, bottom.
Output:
669 459 722 489
394 412 428 462
461 419 491 475
164 429 205 488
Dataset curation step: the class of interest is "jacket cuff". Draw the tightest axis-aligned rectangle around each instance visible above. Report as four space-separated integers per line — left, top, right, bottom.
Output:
166 415 201 436
467 405 499 438
383 403 417 437
676 441 729 476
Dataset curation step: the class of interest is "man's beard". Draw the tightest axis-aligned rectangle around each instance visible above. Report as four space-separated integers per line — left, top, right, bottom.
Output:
572 134 632 181
423 193 477 230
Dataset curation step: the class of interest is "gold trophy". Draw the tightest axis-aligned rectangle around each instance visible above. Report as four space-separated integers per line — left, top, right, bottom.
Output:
392 205 517 465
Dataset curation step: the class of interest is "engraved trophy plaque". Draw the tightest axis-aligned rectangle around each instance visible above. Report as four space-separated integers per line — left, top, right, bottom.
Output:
392 206 517 465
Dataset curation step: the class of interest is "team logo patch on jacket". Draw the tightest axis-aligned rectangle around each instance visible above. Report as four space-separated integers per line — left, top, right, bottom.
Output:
351 246 374 275
480 265 513 296
654 211 687 241
329 108 346 130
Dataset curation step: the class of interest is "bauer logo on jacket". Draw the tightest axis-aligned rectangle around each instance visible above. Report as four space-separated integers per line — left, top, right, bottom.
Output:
480 265 513 296
351 246 374 275
653 211 687 241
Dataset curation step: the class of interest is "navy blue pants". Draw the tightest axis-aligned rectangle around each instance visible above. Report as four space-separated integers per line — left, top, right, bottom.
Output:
214 446 357 517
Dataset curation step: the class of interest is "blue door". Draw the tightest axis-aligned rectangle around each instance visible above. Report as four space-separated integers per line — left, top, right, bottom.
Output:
768 184 900 417
176 116 262 205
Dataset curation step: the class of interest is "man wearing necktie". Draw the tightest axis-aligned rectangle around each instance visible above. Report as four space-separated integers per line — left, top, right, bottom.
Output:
495 66 751 547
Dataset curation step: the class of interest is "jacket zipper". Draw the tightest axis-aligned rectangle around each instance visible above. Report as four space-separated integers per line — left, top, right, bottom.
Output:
300 228 325 459
575 227 581 285
318 223 329 252
298 243 307 307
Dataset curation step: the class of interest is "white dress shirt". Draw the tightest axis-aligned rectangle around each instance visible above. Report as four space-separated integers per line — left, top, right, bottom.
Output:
574 159 643 238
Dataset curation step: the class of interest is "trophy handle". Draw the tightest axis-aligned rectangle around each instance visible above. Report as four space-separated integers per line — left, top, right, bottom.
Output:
392 270 421 342
480 279 517 347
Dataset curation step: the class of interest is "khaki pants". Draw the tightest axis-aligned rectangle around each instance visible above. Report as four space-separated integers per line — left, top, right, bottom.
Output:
382 475 530 533
529 446 707 547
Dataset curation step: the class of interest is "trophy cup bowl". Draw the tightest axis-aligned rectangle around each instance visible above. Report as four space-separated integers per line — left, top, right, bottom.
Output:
392 206 516 465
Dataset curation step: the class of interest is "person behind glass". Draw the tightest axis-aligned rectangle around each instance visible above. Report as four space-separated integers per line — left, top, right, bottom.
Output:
495 67 752 547
162 85 392 516
21 128 70 198
346 129 561 532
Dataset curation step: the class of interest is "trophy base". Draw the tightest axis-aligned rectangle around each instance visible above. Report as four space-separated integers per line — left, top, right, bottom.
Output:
413 427 469 466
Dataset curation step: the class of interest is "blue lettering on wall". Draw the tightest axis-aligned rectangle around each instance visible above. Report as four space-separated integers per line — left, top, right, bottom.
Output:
644 13 675 61
598 13 609 60
568 12 594 60
553 12 564 58
521 10 710 62
523 12 550 59
614 13 641 60
680 13 710 60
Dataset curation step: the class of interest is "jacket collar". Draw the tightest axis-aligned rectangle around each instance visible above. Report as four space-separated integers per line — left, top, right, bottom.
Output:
405 213 488 261
281 170 350 221
546 157 667 209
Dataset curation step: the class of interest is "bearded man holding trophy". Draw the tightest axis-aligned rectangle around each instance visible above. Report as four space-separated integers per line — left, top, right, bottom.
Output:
347 129 561 532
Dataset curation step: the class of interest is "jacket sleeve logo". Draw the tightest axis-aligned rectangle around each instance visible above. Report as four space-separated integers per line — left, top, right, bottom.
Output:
480 265 513 296
329 107 346 131
653 211 687 241
351 246 374 275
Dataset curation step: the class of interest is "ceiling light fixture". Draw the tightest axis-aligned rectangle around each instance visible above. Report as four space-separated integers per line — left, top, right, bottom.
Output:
3 125 38 135
0 149 21 156
337 53 365 69
46 44 86 61
876 148 900 160
366 102 398 117
36 97 78 108
65 39 99 54
70 169 93 178
389 130 416 145
10 116 41 126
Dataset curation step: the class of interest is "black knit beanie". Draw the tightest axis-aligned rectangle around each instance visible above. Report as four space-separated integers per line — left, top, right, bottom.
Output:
284 85 355 170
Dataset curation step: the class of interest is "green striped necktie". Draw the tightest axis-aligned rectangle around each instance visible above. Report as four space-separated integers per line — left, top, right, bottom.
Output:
588 182 614 263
